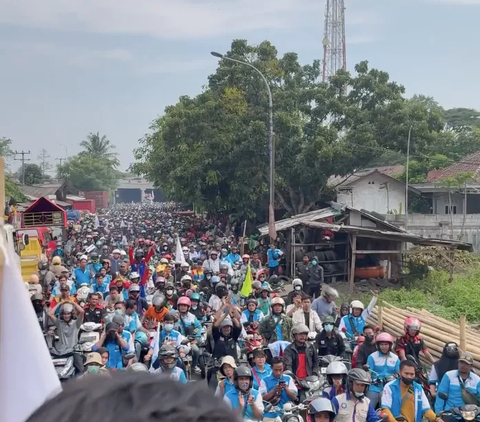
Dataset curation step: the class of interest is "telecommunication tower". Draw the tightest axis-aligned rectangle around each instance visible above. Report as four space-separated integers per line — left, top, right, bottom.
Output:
322 0 347 83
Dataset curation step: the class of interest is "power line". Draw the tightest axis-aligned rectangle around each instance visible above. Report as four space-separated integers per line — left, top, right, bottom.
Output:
14 150 31 185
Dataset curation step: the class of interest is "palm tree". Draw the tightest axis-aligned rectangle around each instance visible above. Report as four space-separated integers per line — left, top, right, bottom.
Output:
80 132 120 167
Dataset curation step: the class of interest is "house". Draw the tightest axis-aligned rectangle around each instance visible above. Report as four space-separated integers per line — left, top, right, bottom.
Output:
257 203 471 292
329 166 418 214
413 151 480 215
20 182 68 203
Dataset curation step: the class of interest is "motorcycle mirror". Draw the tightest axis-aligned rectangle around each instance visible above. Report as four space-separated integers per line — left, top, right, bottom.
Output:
362 364 370 371
438 392 449 401
341 327 347 333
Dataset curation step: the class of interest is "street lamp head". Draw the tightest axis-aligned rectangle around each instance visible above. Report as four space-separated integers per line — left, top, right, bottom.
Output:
211 51 224 59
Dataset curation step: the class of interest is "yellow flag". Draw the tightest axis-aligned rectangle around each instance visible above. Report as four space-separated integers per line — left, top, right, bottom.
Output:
240 264 253 297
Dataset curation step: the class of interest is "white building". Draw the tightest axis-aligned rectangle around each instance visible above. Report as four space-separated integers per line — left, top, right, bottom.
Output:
330 167 419 215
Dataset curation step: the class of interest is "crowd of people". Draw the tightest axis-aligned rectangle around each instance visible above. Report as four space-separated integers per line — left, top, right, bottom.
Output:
25 203 480 422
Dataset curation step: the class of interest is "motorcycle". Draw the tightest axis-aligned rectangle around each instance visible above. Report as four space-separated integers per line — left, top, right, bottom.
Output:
438 392 480 422
283 370 325 403
51 351 76 381
319 354 351 373
76 322 102 353
281 401 309 422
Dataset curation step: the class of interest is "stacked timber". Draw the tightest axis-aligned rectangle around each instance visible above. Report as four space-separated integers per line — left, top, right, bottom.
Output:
368 301 480 371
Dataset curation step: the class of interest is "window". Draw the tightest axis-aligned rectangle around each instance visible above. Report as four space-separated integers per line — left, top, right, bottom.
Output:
445 205 457 215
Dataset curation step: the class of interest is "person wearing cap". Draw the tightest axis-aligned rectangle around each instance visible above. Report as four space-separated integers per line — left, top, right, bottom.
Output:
382 360 439 422
112 314 135 354
109 249 123 275
260 356 298 421
316 315 346 357
215 355 237 397
434 352 480 416
212 298 242 361
80 352 111 378
283 324 320 380
27 273 43 297
93 321 129 369
49 280 76 310
203 250 220 274
251 348 272 391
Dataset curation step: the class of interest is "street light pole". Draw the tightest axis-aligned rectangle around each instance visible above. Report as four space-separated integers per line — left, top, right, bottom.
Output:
405 125 412 230
211 51 276 241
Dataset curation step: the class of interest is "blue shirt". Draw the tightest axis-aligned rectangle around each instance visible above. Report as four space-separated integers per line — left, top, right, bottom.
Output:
224 388 263 420
93 338 129 369
175 312 202 340
267 249 281 268
367 351 400 393
435 370 480 413
332 391 378 422
154 366 188 383
383 378 431 422
340 314 366 338
252 363 272 391
226 253 240 266
74 267 91 286
261 373 297 417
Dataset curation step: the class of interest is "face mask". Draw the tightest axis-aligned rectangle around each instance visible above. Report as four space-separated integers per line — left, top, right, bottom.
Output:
87 365 100 373
401 377 413 386
353 391 364 399
164 323 174 332
294 286 301 291
365 335 374 343
115 310 125 316
238 381 250 391
191 305 198 310
166 289 174 295
311 260 317 266
206 275 212 280
324 324 333 333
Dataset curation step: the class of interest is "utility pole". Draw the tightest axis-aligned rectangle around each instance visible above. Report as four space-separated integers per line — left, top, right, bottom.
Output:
55 157 65 166
14 150 31 185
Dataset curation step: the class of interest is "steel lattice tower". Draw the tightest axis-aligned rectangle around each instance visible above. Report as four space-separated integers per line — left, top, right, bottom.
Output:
322 0 346 83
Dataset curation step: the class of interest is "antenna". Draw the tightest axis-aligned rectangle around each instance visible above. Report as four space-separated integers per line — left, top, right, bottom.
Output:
322 0 347 83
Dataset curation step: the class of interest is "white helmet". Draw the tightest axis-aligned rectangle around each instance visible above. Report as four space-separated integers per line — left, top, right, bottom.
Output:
129 272 140 280
326 361 348 376
120 250 127 257
112 249 121 255
323 285 339 298
181 275 192 283
292 278 303 288
350 300 365 311
271 297 285 307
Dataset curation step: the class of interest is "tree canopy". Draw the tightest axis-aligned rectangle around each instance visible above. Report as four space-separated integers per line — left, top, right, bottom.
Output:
16 163 44 185
57 132 120 192
133 39 444 218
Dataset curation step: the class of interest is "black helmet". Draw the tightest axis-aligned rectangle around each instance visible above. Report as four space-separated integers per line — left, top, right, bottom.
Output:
234 365 253 391
246 298 257 307
215 282 227 294
204 268 213 276
347 368 371 399
444 342 459 359
269 274 279 283
90 252 98 260
134 248 144 258
309 397 336 420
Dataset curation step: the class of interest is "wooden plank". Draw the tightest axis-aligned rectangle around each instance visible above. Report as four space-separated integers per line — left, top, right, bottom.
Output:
349 234 356 294
354 250 403 254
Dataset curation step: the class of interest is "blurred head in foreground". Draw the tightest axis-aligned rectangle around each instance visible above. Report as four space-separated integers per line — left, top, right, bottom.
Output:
26 373 237 422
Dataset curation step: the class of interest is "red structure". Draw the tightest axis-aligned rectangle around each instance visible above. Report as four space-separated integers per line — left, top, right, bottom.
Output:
22 197 67 228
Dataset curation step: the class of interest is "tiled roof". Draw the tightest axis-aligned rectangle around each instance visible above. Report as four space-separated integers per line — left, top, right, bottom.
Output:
328 165 405 187
427 151 480 182
20 183 64 199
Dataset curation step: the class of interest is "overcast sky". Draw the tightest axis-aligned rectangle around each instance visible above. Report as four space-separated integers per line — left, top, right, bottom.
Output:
0 0 479 171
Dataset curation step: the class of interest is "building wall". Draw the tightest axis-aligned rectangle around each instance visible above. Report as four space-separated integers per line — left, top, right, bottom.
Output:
385 213 480 251
337 173 405 214
432 192 464 215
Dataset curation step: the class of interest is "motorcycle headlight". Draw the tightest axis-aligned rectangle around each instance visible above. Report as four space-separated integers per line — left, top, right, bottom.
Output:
461 411 476 421
59 358 73 378
307 379 321 391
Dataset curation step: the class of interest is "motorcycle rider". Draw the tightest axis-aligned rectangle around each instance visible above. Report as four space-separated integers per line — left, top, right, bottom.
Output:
309 397 337 422
145 294 169 322
332 368 378 422
165 282 178 308
292 294 322 332
109 249 123 276
434 353 480 417
212 299 242 361
241 298 265 331
338 291 378 338
260 356 298 422
429 342 460 397
312 285 339 320
226 246 241 267
47 301 85 373
316 315 346 357
258 297 292 343
93 321 130 369
152 344 188 383
31 292 45 330
366 332 400 408
251 348 271 390
189 292 208 321
37 260 55 296
284 324 320 379
382 360 439 422
396 317 435 365
355 325 377 368
209 280 227 312
80 352 110 378
174 296 202 374
323 361 349 399
287 278 303 305
215 355 237 397
83 292 106 324
203 250 220 274
128 284 149 317
223 365 264 422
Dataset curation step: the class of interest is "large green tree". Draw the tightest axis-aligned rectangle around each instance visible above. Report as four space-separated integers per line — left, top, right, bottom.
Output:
133 40 443 217
16 163 43 185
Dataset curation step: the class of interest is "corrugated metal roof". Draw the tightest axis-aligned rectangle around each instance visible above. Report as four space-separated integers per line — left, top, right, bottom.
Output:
258 208 338 236
427 151 480 182
303 221 473 251
20 183 63 199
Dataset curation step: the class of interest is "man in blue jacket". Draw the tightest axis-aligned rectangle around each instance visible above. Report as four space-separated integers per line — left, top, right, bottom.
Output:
435 353 480 414
382 360 439 422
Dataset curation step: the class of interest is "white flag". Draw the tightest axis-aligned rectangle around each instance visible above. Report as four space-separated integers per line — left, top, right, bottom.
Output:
149 323 161 373
0 229 61 421
175 236 187 265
